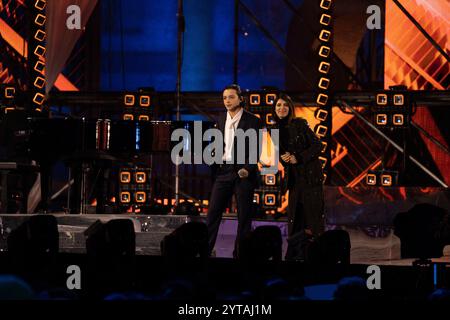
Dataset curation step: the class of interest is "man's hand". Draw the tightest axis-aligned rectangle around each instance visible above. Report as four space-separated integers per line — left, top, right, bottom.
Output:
238 168 249 178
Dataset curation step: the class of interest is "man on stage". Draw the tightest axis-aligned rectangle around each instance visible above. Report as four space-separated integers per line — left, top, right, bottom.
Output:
207 84 262 258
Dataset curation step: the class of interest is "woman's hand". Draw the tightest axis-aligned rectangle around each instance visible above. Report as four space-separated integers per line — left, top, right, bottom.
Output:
281 152 291 163
289 155 298 164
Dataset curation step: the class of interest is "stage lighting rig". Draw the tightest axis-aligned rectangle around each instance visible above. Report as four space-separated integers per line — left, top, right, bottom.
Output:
365 170 399 187
122 88 155 121
372 86 411 129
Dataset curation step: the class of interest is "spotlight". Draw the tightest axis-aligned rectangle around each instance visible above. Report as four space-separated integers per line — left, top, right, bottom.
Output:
34 29 46 41
316 93 328 106
376 114 387 126
135 172 147 183
265 113 274 125
319 30 331 42
318 77 330 90
139 95 150 107
393 114 404 126
318 156 328 168
320 14 332 26
320 0 332 10
321 141 328 153
123 114 134 121
34 0 46 10
34 77 45 89
34 61 45 73
250 94 261 106
4 87 15 98
376 94 388 105
124 94 135 106
265 93 277 105
34 14 46 26
32 92 45 105
253 193 260 204
264 174 276 186
34 45 46 57
120 172 131 184
319 46 331 58
314 124 328 138
366 173 377 185
315 108 328 121
138 115 150 121
120 192 131 203
135 192 146 203
381 174 392 186
393 94 404 106
264 194 276 206
318 61 331 74
254 114 261 119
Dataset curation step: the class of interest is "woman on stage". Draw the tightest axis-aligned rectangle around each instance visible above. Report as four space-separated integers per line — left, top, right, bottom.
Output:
271 93 325 261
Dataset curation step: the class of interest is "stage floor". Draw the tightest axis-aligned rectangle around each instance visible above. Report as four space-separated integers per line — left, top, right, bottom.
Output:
1 213 449 265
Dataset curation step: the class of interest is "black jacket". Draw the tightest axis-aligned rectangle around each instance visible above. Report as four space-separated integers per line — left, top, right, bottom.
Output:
210 109 263 183
274 118 324 188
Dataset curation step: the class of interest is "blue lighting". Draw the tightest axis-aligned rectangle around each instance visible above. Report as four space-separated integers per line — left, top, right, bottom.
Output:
100 0 304 91
135 123 141 151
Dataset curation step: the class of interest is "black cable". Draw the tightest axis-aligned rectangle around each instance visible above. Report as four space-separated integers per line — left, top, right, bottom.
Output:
410 121 450 156
156 177 207 208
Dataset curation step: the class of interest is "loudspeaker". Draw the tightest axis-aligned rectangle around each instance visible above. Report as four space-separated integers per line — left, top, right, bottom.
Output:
307 230 351 265
85 219 136 257
7 215 59 256
394 203 450 259
240 225 282 262
161 221 208 261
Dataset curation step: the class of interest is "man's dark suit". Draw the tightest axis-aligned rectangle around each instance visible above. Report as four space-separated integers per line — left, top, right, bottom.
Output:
207 109 262 258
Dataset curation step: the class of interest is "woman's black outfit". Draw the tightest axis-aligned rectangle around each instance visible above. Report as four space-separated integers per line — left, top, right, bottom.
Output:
274 117 325 261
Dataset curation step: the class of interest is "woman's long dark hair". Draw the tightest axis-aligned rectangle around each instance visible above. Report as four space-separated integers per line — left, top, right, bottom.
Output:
272 93 295 124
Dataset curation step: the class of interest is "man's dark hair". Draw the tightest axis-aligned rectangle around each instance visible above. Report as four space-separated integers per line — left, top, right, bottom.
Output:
223 84 245 107
223 84 243 97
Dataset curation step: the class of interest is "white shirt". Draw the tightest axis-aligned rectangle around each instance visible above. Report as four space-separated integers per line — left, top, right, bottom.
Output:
223 108 244 162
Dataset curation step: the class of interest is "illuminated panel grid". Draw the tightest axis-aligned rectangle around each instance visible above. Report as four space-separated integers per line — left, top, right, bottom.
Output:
385 0 450 90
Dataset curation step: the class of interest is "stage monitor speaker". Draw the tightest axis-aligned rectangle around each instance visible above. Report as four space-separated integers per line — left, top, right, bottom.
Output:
160 221 208 261
7 215 59 257
394 203 450 259
240 225 282 262
85 219 136 258
307 230 351 265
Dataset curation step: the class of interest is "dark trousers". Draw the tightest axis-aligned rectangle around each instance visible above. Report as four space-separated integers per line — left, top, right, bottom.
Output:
285 180 324 261
207 165 254 258
287 183 324 237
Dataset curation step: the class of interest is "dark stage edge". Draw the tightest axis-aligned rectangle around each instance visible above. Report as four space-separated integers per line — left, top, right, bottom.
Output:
0 213 289 257
1 213 449 265
0 214 205 256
